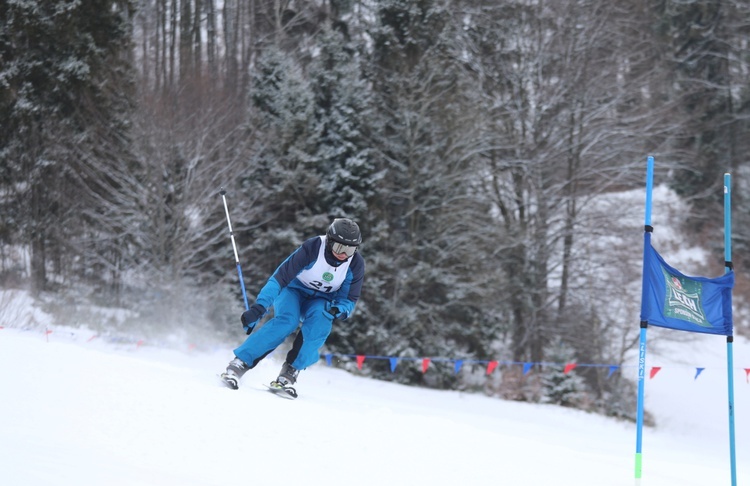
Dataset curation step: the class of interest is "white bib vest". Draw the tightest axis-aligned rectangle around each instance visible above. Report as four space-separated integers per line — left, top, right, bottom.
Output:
296 236 352 293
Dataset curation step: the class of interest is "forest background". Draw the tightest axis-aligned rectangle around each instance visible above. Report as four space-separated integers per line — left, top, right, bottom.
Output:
2 0 750 418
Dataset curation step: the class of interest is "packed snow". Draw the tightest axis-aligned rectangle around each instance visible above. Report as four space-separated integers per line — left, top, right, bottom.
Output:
1 324 748 486
2 181 749 485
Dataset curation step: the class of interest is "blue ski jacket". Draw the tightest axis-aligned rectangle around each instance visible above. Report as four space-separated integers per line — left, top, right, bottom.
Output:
254 236 365 320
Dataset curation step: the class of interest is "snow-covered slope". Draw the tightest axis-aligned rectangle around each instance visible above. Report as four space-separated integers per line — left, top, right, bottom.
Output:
1 327 747 486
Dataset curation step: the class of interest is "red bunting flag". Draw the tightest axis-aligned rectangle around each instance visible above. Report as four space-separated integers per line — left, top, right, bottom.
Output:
356 355 365 370
649 366 661 379
486 360 499 375
422 358 431 374
86 335 99 342
136 339 145 349
745 368 750 384
563 363 577 374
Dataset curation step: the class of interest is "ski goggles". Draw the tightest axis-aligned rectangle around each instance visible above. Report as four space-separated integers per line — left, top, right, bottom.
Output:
330 241 358 258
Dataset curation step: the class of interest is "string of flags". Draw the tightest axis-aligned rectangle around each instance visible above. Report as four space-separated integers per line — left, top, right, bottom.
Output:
322 353 750 383
5 326 750 383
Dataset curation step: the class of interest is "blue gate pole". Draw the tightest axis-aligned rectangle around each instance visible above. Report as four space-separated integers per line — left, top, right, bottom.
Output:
635 156 654 483
724 173 737 486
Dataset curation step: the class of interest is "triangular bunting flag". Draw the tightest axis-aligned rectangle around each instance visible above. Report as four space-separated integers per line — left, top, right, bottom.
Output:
744 368 750 384
607 365 619 378
454 360 463 374
356 355 365 370
325 354 333 366
649 366 661 379
563 363 577 374
523 362 533 375
486 360 499 375
422 358 431 374
694 367 705 380
389 357 399 372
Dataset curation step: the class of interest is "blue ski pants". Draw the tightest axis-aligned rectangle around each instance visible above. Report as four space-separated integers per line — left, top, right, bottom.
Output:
233 286 334 370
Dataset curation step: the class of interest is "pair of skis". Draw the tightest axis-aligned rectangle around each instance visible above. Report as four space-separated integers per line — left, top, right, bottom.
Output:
219 373 298 399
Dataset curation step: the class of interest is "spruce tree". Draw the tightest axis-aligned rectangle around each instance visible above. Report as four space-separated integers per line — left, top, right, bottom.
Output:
0 0 135 293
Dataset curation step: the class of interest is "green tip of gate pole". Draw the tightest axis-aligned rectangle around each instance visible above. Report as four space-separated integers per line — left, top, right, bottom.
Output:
635 453 642 479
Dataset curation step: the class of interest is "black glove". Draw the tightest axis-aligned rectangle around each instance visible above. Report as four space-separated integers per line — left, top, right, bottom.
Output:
324 302 347 320
241 303 266 334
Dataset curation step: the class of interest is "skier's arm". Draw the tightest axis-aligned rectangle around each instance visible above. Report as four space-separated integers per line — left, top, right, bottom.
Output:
330 253 365 319
254 237 321 309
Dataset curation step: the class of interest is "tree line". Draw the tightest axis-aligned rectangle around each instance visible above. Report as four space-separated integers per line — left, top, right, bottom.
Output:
2 0 749 416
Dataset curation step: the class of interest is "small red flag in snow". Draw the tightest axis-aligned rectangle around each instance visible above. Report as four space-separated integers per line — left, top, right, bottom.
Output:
649 366 661 379
486 360 499 375
563 363 577 374
356 355 365 370
422 358 431 374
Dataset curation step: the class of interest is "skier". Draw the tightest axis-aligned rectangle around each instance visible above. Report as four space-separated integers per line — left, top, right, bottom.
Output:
220 218 365 397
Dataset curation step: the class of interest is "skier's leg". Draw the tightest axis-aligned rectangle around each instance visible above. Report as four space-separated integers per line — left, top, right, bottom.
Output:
286 298 334 370
233 288 301 368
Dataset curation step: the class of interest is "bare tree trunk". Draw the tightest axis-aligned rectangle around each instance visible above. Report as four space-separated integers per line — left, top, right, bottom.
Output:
206 0 216 73
193 0 203 76
169 0 177 88
179 0 192 82
224 0 237 92
140 7 149 85
158 0 167 90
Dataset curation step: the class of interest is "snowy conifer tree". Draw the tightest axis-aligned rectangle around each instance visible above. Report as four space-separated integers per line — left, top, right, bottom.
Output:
541 340 589 408
0 0 135 293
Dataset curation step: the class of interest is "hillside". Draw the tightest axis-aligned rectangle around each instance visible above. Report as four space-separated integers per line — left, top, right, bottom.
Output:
0 325 748 486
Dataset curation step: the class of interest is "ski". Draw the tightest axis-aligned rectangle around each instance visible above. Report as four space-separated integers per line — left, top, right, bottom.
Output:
218 373 239 390
218 373 298 399
264 381 298 400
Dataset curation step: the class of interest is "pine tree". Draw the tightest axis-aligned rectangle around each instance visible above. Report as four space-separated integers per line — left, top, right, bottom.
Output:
309 27 376 220
355 0 506 386
0 0 135 292
541 340 589 408
237 46 322 282
656 1 733 216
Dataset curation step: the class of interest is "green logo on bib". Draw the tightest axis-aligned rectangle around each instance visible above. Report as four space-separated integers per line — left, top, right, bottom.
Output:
323 272 334 282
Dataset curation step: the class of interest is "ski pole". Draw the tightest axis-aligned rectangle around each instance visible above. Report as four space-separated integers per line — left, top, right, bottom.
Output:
219 188 250 311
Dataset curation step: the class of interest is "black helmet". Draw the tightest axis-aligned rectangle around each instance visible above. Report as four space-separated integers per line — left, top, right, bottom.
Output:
326 218 361 257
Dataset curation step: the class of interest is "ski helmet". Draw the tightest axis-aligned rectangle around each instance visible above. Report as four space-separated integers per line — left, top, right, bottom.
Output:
326 218 361 257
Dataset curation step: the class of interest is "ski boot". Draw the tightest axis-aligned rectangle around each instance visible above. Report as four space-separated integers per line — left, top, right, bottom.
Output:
220 357 249 390
268 362 299 399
